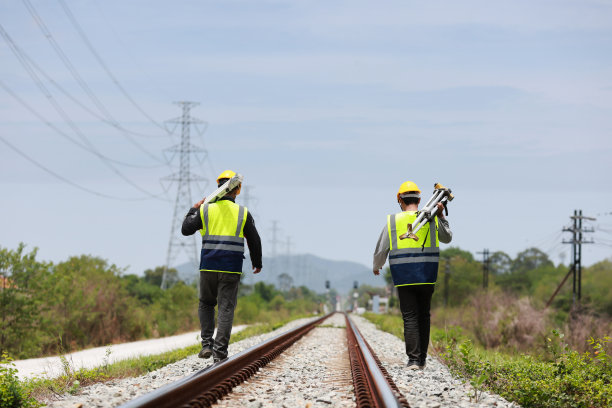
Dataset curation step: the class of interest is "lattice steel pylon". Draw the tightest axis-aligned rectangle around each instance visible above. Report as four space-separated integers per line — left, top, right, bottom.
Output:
161 101 207 289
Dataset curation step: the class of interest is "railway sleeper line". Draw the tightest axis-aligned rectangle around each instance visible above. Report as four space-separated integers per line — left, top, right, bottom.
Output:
119 312 410 408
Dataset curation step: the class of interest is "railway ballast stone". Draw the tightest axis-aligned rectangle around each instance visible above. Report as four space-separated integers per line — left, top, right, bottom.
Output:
44 313 521 408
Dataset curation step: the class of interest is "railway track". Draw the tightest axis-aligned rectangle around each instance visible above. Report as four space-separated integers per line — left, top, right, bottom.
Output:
119 312 409 408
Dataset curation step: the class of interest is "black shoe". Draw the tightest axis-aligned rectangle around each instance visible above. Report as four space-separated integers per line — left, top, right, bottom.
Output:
418 357 427 370
213 356 227 364
198 347 212 359
406 360 419 370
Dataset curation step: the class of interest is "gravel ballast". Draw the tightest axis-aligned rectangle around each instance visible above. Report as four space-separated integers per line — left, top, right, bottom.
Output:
44 313 521 408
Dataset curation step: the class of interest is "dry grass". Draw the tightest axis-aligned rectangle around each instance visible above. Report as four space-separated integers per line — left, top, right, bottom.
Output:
433 289 611 353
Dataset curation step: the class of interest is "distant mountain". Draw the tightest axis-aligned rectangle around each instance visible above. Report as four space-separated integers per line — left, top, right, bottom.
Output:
174 253 383 295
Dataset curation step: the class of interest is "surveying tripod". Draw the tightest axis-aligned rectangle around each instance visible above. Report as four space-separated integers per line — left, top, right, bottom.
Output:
202 173 243 205
399 183 454 241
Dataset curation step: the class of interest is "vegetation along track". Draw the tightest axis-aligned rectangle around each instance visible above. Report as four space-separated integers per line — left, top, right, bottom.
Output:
119 312 409 408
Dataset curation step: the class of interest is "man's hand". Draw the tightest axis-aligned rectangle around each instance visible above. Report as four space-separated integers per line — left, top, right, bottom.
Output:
436 202 446 219
373 269 380 276
253 267 262 274
193 198 205 209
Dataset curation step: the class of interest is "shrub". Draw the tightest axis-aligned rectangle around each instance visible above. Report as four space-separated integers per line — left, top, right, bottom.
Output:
437 330 612 408
0 353 40 408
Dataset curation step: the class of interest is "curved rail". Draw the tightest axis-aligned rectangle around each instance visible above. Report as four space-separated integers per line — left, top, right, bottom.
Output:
345 313 410 408
119 313 331 408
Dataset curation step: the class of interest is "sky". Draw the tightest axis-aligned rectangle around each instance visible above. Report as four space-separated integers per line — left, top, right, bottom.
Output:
1 0 611 278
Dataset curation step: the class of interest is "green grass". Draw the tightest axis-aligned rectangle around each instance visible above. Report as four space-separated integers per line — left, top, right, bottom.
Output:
361 312 404 340
16 314 312 404
361 312 612 408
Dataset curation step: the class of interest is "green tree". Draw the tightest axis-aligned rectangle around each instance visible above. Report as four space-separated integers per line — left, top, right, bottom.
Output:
40 255 143 353
497 248 554 294
143 266 179 288
277 273 293 292
151 282 197 336
122 274 164 305
432 254 482 308
441 247 475 262
512 247 553 274
0 244 51 358
489 251 512 275
577 260 612 315
254 282 277 302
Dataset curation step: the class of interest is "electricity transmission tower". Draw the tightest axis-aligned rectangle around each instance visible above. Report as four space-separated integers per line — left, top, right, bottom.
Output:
161 101 207 289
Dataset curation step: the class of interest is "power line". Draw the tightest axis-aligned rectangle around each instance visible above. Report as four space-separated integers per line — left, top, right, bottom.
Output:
23 0 112 120
21 0 167 163
0 135 150 201
0 79 161 169
56 0 168 132
0 84 167 200
19 39 168 141
0 26 167 200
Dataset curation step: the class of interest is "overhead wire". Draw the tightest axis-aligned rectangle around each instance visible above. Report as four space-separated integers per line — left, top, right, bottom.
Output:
21 0 168 164
0 79 158 169
56 0 169 133
21 44 168 141
0 24 168 201
529 229 564 253
0 43 165 168
0 135 152 201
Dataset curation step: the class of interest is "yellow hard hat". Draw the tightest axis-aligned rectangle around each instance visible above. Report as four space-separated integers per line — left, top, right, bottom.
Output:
397 181 421 200
216 170 236 183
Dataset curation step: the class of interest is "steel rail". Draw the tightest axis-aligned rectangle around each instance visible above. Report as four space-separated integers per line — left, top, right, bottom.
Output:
345 313 410 408
119 312 331 408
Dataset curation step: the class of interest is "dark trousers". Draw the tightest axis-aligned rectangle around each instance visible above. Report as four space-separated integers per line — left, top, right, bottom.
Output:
198 271 241 360
397 284 435 365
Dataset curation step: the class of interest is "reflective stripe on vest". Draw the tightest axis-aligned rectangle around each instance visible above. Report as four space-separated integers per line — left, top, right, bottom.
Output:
387 211 439 286
199 200 247 273
200 201 247 252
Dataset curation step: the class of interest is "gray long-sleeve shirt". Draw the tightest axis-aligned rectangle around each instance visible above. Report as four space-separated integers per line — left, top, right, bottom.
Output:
373 215 452 271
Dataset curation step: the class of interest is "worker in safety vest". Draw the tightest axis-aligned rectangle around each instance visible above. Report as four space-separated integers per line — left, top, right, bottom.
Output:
182 170 262 363
373 181 452 370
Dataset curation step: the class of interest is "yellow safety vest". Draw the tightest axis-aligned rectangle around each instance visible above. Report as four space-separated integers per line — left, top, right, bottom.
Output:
387 211 439 286
199 200 248 273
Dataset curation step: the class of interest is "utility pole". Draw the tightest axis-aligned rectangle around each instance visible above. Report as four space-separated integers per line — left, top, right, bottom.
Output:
562 210 595 305
161 101 207 289
477 249 490 289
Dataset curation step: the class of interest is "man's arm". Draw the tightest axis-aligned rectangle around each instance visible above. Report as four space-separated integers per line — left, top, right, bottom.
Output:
181 200 204 236
373 225 389 275
243 212 262 273
435 202 452 244
437 218 452 244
